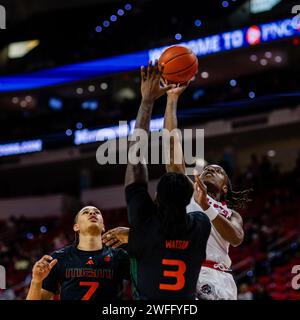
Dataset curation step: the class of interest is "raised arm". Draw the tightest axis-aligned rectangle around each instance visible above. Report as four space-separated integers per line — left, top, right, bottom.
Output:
194 175 244 247
163 81 189 174
26 255 57 300
125 61 175 187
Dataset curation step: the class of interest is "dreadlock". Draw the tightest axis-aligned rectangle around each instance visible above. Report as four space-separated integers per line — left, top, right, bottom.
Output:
156 172 194 238
222 174 253 211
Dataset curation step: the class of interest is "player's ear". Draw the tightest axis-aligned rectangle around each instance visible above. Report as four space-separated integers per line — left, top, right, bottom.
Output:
102 224 105 234
222 184 228 195
73 224 79 232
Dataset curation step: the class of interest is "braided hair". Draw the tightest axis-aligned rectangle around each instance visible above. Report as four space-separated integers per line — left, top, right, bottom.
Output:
156 172 194 237
222 173 252 211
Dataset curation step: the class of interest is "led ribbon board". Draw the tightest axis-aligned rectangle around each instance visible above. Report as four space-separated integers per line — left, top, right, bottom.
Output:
149 18 299 60
0 17 298 92
74 118 164 146
0 139 43 157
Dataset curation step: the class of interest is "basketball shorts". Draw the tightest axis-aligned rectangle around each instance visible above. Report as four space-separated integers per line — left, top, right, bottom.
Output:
196 266 237 300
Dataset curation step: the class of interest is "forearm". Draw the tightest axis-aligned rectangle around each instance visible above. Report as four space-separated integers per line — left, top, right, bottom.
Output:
26 280 43 300
164 96 185 173
164 97 178 131
134 99 154 132
211 214 244 247
125 162 148 186
125 99 153 186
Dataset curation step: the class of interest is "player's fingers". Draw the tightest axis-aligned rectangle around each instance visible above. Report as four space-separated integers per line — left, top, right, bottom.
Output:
103 229 117 241
103 230 112 238
158 63 164 77
194 182 203 197
105 238 118 247
103 236 115 245
181 80 190 89
35 261 47 268
36 266 45 274
161 84 176 93
193 182 199 193
49 259 58 269
196 175 207 192
194 174 202 187
160 78 167 87
147 61 153 79
196 174 205 188
41 255 53 262
154 59 159 75
112 241 123 249
140 66 146 81
38 261 51 269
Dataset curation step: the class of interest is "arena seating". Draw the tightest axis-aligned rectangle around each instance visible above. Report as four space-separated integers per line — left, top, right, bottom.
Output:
1 155 300 300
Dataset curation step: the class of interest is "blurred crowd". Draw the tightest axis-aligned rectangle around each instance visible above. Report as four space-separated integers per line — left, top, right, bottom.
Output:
0 152 300 300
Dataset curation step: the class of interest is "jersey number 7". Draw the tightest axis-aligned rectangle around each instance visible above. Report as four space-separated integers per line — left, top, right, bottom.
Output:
159 259 186 291
79 281 99 300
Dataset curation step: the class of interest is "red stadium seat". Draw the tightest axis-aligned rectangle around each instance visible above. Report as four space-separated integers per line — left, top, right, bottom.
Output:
270 292 288 300
272 274 288 284
288 291 300 300
258 276 271 286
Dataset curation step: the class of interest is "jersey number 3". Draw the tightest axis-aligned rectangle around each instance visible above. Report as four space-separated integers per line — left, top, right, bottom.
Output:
159 259 186 291
80 281 99 300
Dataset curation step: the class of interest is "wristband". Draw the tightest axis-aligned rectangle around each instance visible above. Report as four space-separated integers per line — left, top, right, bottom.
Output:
204 205 219 221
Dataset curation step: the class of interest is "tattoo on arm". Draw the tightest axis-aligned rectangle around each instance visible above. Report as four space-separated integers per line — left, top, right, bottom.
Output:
125 100 154 187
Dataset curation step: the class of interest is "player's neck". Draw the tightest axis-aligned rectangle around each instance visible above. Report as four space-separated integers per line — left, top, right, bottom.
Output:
207 191 221 201
77 235 103 251
206 183 221 201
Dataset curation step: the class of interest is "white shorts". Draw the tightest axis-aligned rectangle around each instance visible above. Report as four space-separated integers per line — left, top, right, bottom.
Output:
196 267 237 300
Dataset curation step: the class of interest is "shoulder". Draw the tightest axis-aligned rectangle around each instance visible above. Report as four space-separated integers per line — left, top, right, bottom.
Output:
125 182 149 201
125 182 147 193
187 211 211 241
105 246 129 261
188 211 211 228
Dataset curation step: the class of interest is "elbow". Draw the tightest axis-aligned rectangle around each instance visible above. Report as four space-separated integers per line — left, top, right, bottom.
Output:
230 231 244 247
166 164 184 174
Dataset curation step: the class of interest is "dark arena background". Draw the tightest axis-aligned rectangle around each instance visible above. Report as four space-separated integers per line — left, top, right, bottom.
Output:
0 0 300 304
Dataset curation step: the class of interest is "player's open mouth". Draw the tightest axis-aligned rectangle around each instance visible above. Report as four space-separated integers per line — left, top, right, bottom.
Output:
205 173 213 177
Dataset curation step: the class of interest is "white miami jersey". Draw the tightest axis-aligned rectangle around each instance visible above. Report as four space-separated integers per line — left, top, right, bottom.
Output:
186 195 233 268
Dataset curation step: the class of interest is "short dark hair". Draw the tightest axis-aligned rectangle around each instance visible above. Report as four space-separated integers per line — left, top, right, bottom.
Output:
156 172 193 237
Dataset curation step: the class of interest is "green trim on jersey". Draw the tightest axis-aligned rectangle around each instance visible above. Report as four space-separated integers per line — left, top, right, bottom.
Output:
130 258 140 300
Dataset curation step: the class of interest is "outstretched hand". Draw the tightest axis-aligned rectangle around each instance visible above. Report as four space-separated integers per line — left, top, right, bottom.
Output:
193 172 210 210
161 78 190 98
141 60 176 103
102 227 129 248
32 255 58 283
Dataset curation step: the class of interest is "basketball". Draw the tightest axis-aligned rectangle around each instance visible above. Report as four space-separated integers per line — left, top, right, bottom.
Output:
158 45 198 84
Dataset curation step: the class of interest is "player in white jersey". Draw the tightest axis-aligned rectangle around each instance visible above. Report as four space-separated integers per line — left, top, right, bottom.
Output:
186 170 240 300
